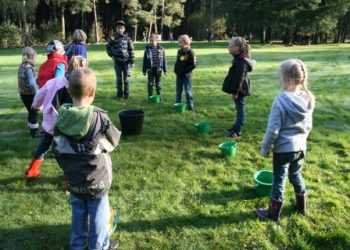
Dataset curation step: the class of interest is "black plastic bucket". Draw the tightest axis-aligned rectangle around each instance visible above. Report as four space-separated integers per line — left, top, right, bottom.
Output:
118 109 144 135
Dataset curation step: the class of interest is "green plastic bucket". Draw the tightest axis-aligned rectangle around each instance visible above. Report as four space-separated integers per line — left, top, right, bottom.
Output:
218 141 237 157
253 170 273 196
149 95 161 103
195 121 211 134
174 103 186 113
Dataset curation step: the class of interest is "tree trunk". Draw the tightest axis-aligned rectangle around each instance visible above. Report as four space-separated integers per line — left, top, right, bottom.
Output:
81 11 84 31
283 28 292 45
154 7 157 34
160 0 165 38
93 0 99 43
121 3 124 20
186 5 190 34
148 20 152 41
210 0 214 27
21 0 31 47
61 6 65 41
260 25 266 44
265 25 272 43
134 24 137 42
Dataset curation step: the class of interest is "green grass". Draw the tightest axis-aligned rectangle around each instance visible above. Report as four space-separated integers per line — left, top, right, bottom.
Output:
1 42 350 249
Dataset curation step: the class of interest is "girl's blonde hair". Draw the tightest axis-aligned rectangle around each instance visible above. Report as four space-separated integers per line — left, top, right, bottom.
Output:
22 47 36 63
72 29 87 43
68 55 89 75
279 59 315 109
178 34 191 45
229 37 250 57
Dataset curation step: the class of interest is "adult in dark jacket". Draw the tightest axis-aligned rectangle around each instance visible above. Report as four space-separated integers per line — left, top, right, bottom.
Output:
142 34 167 97
106 20 135 100
223 37 255 138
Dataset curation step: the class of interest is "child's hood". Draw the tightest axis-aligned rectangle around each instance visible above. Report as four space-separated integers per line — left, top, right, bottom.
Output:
55 104 94 138
277 91 312 122
233 54 256 71
243 58 256 71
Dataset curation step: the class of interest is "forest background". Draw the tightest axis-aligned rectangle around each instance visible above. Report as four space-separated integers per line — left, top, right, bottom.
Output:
2 0 350 47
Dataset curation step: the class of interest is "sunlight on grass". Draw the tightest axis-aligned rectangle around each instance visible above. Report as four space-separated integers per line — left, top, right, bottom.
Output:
0 42 349 249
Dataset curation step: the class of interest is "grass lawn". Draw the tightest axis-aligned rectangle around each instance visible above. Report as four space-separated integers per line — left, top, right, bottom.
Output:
0 41 349 250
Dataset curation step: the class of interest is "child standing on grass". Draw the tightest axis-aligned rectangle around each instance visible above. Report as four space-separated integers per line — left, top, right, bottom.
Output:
256 59 315 222
174 34 196 110
17 47 41 138
52 68 121 250
142 33 167 98
25 56 87 178
65 29 88 61
106 20 135 101
222 37 255 138
38 40 68 88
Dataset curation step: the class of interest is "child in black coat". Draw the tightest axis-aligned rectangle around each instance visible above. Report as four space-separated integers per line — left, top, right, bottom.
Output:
174 34 196 110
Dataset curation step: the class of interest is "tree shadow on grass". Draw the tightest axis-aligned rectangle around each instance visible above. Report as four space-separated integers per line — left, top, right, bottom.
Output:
197 186 260 206
0 176 65 193
0 224 69 250
120 210 255 233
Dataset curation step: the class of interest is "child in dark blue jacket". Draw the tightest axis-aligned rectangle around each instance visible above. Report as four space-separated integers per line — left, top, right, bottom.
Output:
142 34 167 97
65 29 87 61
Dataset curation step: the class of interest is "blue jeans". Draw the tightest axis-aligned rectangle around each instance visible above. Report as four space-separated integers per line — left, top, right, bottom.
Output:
147 68 162 96
232 96 246 132
114 61 130 98
271 151 306 201
176 75 193 108
70 194 110 250
34 132 53 159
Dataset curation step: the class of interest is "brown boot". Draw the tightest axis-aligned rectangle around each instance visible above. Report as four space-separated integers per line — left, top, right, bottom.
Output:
293 193 306 214
25 159 43 178
256 198 283 222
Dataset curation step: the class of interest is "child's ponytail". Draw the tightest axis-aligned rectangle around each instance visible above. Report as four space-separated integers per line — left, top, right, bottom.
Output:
298 60 315 110
67 56 89 76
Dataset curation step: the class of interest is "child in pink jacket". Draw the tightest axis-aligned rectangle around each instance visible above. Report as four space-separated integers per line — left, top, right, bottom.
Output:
25 56 88 178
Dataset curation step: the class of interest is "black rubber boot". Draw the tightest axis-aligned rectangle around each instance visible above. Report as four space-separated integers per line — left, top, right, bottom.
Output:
256 198 283 222
293 192 306 214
